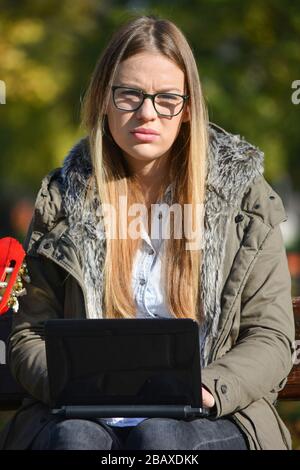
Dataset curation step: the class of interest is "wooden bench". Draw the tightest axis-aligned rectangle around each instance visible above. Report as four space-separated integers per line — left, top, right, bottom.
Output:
0 298 300 410
278 297 300 400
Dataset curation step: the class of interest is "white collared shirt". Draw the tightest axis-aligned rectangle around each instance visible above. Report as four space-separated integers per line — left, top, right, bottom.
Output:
102 185 175 427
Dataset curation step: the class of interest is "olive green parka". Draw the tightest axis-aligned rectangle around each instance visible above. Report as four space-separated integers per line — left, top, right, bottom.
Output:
0 123 295 449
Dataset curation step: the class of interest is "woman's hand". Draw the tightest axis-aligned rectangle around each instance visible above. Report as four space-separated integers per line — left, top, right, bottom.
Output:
201 386 215 408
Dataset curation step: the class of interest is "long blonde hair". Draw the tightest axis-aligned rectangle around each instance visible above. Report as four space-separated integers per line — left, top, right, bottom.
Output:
81 15 208 323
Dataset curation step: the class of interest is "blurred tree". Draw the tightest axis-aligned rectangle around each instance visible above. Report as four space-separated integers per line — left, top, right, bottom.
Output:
0 0 120 193
0 0 299 208
148 0 300 187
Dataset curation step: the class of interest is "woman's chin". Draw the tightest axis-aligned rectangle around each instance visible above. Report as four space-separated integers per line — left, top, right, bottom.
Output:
124 149 165 163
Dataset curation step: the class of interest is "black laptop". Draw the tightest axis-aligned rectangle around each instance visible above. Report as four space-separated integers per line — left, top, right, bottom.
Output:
44 318 210 419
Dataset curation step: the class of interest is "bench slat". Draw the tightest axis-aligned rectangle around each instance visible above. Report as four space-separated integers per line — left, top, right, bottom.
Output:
279 297 300 400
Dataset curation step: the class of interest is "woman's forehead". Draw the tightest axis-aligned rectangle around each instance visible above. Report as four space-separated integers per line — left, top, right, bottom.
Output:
115 52 185 90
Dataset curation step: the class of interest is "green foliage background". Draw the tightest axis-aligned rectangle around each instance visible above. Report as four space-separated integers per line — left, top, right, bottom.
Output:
0 0 299 448
1 0 299 191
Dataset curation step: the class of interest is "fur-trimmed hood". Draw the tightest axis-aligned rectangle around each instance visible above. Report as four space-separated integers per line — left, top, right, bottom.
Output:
55 122 265 365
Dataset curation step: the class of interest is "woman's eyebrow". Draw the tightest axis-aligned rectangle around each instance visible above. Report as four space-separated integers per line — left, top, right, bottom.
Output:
117 83 183 93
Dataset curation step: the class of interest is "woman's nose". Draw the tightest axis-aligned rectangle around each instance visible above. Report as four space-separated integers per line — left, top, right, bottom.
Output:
135 97 157 120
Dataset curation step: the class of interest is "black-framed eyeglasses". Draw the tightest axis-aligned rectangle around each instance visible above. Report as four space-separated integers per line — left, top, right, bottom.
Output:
111 86 189 117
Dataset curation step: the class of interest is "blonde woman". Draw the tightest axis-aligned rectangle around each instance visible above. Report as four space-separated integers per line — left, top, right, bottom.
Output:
0 15 294 450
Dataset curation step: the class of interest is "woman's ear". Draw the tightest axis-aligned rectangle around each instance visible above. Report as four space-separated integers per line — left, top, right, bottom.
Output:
181 105 190 123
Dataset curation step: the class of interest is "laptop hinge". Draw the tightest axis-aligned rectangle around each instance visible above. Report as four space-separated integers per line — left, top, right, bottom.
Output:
52 405 210 419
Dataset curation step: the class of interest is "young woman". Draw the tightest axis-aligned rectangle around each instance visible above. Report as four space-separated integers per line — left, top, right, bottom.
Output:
0 15 295 450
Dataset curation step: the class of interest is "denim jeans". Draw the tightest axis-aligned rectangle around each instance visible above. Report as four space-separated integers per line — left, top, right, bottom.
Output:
30 417 248 450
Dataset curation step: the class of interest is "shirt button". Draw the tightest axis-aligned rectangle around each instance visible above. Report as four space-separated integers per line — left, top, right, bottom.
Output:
220 384 228 394
139 278 146 286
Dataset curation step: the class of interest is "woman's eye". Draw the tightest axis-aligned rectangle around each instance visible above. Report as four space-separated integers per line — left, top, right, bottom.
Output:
158 94 178 101
121 90 140 98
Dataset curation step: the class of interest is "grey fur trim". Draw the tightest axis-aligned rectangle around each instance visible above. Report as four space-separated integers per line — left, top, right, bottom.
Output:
200 126 264 364
61 139 106 319
60 125 264 363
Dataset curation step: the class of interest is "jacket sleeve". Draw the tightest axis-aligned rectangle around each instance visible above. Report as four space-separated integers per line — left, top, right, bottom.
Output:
201 224 295 417
7 172 67 406
7 247 66 405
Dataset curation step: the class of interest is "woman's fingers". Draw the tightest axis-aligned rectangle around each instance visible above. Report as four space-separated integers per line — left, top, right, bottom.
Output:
201 386 215 408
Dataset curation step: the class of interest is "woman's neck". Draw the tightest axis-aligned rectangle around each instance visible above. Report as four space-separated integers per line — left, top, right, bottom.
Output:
125 153 171 208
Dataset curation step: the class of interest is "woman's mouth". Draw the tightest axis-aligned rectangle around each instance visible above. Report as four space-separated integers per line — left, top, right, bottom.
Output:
130 128 160 143
131 132 160 142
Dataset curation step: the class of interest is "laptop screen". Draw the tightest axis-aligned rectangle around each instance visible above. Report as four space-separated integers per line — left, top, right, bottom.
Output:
45 318 203 409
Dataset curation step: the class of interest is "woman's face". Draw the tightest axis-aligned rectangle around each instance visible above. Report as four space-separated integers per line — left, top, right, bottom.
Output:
106 52 189 169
